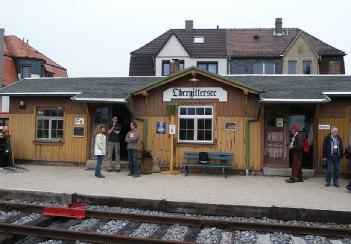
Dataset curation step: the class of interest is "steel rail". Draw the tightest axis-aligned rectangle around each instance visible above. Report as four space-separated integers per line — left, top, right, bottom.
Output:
1 202 351 238
0 222 193 244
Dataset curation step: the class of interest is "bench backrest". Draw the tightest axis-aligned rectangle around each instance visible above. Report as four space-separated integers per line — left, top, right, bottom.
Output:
184 152 233 161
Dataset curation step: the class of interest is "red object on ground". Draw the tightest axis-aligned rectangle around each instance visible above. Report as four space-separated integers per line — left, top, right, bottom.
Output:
42 203 86 219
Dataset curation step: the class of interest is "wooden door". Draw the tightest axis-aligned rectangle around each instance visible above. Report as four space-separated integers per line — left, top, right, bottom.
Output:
264 127 287 165
264 106 288 166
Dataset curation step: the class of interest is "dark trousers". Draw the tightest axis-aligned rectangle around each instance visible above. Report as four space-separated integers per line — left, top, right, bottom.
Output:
326 155 340 184
128 149 140 176
291 151 303 180
95 155 104 176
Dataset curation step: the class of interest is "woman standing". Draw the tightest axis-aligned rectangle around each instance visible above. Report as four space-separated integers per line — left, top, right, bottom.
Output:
94 125 107 178
125 121 140 177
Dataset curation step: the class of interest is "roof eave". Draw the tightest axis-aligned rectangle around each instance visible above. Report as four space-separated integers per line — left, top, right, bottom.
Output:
71 97 127 103
0 92 79 96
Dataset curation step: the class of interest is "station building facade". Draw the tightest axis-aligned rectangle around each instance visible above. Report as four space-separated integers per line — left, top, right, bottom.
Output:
2 67 351 176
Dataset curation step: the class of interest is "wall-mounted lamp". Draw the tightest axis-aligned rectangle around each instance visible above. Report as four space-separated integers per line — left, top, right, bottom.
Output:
189 71 199 86
19 100 26 109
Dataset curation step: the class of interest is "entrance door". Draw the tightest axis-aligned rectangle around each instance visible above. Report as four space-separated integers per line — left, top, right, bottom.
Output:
264 106 288 166
90 105 109 159
89 103 132 161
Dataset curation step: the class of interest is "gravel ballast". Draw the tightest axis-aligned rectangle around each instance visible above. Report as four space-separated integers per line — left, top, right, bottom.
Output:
129 223 159 238
162 224 189 241
96 220 129 234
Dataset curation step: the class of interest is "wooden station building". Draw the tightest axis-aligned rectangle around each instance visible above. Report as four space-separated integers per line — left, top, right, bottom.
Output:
2 67 351 176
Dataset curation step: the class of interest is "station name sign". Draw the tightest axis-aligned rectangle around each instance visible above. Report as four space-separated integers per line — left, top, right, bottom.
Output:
163 87 227 102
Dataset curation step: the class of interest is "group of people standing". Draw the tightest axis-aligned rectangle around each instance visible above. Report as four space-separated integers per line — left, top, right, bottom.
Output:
93 116 140 178
287 125 351 192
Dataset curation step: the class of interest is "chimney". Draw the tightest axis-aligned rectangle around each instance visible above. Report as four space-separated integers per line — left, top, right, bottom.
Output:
169 59 180 75
185 20 193 31
274 18 283 36
0 28 4 86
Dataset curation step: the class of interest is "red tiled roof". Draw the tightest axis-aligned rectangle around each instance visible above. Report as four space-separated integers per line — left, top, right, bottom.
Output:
226 28 299 57
3 35 67 77
227 28 345 57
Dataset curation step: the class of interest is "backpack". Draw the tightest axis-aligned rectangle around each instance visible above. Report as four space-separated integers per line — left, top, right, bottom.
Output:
199 152 209 164
303 136 310 154
344 145 351 159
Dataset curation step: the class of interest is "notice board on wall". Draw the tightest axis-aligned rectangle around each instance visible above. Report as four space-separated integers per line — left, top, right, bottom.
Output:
73 126 85 137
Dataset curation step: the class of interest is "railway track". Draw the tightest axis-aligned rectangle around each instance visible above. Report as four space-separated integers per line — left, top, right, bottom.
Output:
0 202 350 243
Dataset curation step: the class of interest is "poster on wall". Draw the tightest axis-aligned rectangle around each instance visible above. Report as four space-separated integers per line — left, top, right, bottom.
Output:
169 125 176 135
74 118 85 126
156 121 166 134
224 121 236 131
276 118 284 128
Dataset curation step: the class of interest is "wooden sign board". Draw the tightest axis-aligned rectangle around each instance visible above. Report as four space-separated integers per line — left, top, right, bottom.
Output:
318 124 330 130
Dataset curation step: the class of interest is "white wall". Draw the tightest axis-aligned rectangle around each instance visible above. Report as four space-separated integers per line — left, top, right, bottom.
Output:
17 73 41 80
1 96 9 113
155 34 228 76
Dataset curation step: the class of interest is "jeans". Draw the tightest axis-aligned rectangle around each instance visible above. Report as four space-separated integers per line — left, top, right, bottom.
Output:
326 155 340 184
128 149 140 176
95 155 104 176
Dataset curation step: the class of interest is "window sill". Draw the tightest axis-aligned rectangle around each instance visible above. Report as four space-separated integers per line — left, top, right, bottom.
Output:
33 140 64 145
176 141 216 147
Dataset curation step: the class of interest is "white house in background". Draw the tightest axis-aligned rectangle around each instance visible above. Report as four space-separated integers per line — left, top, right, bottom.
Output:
155 35 227 76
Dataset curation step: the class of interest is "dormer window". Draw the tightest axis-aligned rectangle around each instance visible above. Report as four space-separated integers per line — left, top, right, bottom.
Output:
193 36 204 44
21 65 31 79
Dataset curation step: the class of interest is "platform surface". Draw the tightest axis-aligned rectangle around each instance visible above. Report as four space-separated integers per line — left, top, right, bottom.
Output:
0 164 350 211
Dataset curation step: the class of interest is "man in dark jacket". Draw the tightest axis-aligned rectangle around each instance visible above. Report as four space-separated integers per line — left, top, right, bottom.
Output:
322 126 343 187
286 125 304 183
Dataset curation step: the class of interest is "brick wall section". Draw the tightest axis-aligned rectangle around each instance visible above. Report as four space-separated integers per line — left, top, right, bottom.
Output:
319 56 345 74
3 56 18 87
0 28 4 84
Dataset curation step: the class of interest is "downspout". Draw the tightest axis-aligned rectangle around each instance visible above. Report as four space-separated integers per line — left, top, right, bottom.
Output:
245 103 262 176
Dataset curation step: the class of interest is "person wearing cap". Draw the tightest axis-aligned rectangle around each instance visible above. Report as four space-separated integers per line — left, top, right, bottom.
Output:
322 126 343 187
286 125 304 183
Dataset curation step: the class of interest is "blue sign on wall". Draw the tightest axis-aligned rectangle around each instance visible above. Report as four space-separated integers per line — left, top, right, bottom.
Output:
156 121 166 134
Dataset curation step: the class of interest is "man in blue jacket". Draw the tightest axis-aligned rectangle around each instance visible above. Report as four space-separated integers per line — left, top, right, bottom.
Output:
322 126 343 187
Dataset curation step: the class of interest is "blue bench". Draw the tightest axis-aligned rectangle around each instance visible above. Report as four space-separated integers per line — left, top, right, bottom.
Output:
181 152 234 178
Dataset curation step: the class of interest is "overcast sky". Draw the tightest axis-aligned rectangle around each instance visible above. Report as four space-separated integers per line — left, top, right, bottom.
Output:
1 0 350 77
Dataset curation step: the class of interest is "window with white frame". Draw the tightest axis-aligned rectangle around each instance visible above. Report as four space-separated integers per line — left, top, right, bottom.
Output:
21 65 31 79
253 62 275 74
36 108 64 140
178 106 213 142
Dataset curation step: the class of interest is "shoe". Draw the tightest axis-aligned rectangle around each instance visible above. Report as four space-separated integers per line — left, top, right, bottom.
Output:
96 174 105 178
107 169 112 172
346 185 351 192
296 178 304 182
333 183 340 187
127 173 133 176
133 175 141 178
325 182 330 187
285 178 295 183
116 169 121 172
